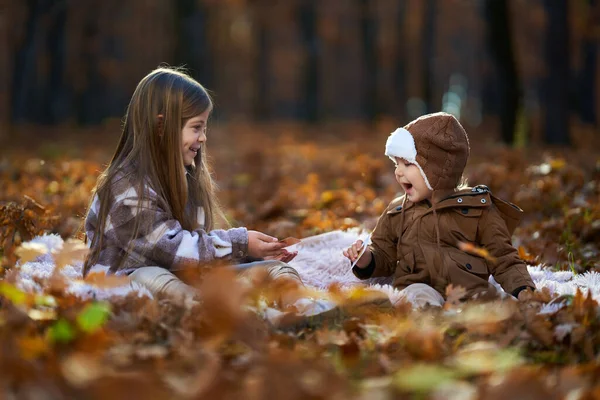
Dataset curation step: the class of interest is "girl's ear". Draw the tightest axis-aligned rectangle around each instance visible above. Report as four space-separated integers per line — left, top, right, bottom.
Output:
156 114 164 137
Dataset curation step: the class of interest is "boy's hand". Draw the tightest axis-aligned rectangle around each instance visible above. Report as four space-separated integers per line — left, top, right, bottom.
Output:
517 287 534 302
343 240 372 268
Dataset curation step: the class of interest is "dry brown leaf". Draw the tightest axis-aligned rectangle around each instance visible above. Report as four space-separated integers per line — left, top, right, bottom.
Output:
61 354 105 387
524 315 555 347
27 308 57 321
445 284 467 308
315 329 350 346
15 242 49 264
23 195 46 213
52 238 89 270
404 328 446 361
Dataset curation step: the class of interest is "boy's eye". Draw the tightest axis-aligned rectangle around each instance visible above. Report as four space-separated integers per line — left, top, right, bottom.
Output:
393 160 410 167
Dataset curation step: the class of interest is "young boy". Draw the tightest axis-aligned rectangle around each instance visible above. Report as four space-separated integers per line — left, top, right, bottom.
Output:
344 112 535 307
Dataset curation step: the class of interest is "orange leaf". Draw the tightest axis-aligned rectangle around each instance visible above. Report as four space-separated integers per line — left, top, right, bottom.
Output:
83 271 130 288
518 246 536 263
18 336 49 359
457 242 497 263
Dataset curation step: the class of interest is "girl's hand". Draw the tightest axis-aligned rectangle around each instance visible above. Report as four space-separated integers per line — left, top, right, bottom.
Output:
247 230 288 259
265 251 298 263
343 240 372 268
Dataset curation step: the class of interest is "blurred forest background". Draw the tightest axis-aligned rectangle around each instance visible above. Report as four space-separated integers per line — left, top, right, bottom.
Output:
1 0 599 147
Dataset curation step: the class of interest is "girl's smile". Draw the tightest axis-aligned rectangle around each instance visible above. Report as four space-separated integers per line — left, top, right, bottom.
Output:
181 108 211 166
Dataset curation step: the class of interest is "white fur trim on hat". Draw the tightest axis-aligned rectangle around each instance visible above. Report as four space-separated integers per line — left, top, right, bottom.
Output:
384 127 433 190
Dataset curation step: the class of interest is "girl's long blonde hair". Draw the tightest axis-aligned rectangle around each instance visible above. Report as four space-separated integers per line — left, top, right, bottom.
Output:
83 67 225 275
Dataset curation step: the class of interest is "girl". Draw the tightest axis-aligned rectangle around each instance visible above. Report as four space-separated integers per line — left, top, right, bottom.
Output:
343 112 535 308
83 67 331 318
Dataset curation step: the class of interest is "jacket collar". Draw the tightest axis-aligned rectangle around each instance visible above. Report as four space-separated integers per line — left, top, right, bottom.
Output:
433 189 491 212
387 187 492 215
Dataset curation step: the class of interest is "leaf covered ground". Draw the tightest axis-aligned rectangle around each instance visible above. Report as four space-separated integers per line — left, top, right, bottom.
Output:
1 122 600 399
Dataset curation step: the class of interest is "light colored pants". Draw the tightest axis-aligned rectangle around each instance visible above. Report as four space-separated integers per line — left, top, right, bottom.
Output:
129 261 302 306
400 283 445 308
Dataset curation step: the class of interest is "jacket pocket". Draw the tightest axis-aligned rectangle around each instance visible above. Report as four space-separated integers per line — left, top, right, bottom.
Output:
447 250 488 276
451 207 483 218
447 207 483 243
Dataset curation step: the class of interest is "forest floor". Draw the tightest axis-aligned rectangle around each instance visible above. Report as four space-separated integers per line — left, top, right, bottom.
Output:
1 121 599 399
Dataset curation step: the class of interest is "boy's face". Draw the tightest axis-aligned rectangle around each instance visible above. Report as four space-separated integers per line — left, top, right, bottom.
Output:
393 157 432 203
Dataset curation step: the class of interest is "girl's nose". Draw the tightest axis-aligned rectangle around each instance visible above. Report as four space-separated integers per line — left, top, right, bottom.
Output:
198 131 207 142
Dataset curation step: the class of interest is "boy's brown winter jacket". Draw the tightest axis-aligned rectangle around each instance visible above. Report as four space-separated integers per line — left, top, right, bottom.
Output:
353 186 535 299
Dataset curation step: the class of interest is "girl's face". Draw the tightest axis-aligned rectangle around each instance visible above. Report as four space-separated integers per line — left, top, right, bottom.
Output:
393 157 432 203
181 108 211 166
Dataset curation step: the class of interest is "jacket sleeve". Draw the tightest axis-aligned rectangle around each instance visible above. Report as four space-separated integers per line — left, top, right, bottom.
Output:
478 205 534 294
353 207 398 279
105 186 248 272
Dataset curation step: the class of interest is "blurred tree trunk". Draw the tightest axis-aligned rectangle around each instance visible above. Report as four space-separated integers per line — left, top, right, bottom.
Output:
575 0 598 126
173 0 213 88
46 0 70 123
254 2 269 120
394 1 408 120
422 0 436 113
11 0 40 123
299 0 319 121
76 3 108 125
12 0 71 124
0 2 11 138
541 0 570 145
360 0 377 121
484 0 521 144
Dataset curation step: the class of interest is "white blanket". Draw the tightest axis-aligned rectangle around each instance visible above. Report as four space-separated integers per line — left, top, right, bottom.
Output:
288 230 600 309
12 233 600 313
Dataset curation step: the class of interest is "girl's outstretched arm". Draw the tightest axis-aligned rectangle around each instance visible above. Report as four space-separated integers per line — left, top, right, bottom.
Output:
88 185 249 273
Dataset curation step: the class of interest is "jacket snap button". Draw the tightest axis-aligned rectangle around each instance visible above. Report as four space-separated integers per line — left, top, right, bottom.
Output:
480 199 487 204
457 198 463 203
461 208 468 214
466 263 472 270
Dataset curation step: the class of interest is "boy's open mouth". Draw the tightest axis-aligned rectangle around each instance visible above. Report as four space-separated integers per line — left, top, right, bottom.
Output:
402 183 413 191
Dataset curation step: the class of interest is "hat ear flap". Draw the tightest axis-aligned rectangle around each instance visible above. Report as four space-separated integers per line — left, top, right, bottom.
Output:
385 128 417 163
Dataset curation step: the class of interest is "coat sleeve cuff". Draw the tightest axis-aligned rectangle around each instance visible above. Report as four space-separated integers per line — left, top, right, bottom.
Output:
352 256 376 279
228 227 249 261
